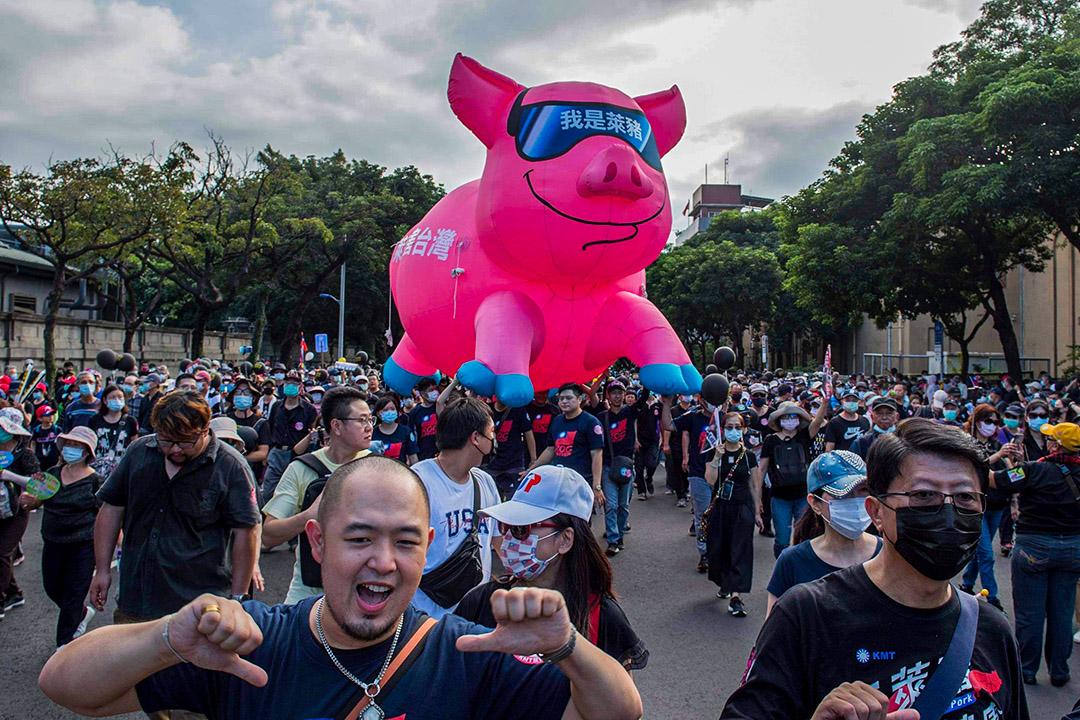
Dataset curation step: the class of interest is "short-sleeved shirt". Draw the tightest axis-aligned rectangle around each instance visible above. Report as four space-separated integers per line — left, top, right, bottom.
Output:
409 404 440 460
136 599 571 720
723 565 1027 720
137 391 162 434
767 537 883 599
598 392 649 466
673 410 714 479
637 400 662 444
267 400 317 448
32 423 59 468
994 460 1080 536
760 430 813 500
824 415 870 451
412 459 499 618
263 447 371 603
546 411 604 482
97 433 262 617
711 448 758 506
88 413 139 479
455 580 649 670
668 403 691 458
527 402 559 456
372 423 419 463
40 467 103 543
488 406 531 473
230 412 271 476
60 398 100 432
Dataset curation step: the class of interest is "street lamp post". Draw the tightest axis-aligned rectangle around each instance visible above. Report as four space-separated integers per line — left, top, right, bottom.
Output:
319 262 346 361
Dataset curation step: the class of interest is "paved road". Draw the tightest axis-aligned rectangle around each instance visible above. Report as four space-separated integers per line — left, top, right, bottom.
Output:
4 466 1077 719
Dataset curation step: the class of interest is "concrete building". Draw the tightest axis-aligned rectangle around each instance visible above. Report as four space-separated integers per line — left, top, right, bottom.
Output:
0 224 108 319
672 183 773 246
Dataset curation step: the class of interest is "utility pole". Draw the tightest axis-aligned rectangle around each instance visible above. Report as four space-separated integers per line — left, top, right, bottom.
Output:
338 262 346 360
724 154 729 184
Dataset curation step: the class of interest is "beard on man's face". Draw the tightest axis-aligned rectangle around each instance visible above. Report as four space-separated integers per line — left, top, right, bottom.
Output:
325 593 398 642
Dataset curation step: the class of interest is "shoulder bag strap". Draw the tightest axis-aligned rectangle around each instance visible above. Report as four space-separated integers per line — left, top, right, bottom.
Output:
337 616 439 720
1057 464 1080 503
468 469 481 538
911 589 979 720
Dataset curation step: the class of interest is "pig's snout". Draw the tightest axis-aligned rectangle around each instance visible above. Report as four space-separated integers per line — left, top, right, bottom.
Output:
576 145 654 200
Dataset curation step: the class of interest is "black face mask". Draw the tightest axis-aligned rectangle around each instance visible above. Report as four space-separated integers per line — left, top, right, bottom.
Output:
263 387 275 396
475 434 498 465
887 503 982 581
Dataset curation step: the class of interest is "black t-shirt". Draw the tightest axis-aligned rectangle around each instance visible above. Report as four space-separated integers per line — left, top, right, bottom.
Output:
760 430 812 500
599 395 648 465
409 404 440 460
88 413 139 479
995 460 1080 536
673 410 714 478
32 423 59 469
527 402 559 459
712 448 758 506
372 423 419 462
454 580 648 671
489 406 531 473
824 415 870 451
40 466 103 543
723 565 1028 720
137 599 571 720
636 401 662 443
267 400 317 448
546 411 604 482
668 403 690 458
767 537 883 599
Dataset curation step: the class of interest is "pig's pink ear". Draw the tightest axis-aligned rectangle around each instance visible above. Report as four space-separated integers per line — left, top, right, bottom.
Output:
448 54 525 148
634 86 686 158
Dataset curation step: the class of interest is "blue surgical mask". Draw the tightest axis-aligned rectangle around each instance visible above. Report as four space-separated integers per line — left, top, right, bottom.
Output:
380 410 398 424
1028 416 1047 432
283 384 299 397
1003 418 1020 430
79 383 94 397
33 392 43 402
196 382 205 392
311 393 323 404
943 409 958 422
723 428 743 443
0 430 12 443
61 446 85 464
425 390 439 402
680 395 694 403
842 401 859 414
873 424 895 434
825 496 872 540
273 373 285 381
121 384 134 395
139 383 150 393
106 398 124 412
358 382 369 391
233 396 253 411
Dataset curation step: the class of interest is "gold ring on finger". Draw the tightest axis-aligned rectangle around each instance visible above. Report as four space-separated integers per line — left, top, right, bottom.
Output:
201 604 221 616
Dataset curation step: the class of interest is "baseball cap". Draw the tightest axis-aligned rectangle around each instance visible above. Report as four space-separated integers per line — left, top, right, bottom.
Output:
869 396 898 411
145 373 162 385
480 466 594 525
605 380 626 394
1041 422 1080 452
807 450 867 497
748 383 767 395
840 387 860 400
57 426 98 459
35 405 56 419
932 389 949 409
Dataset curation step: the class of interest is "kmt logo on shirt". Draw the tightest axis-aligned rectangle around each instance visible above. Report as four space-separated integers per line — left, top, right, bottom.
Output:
532 414 552 434
385 442 403 459
554 430 577 457
420 414 437 438
496 420 513 443
609 419 627 443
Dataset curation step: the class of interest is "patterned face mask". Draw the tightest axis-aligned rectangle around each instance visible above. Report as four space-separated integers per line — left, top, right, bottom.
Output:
497 528 564 580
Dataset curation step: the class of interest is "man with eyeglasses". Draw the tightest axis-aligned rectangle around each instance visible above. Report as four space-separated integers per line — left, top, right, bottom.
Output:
89 390 260 629
523 383 604 515
262 386 372 603
723 418 1028 720
261 370 318 509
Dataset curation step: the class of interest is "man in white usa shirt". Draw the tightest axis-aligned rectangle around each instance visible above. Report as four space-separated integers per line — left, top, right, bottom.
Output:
411 396 500 618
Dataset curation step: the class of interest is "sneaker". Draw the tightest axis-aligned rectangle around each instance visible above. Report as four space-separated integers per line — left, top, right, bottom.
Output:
646 483 655 495
3 593 24 612
959 585 975 595
697 555 708 573
1052 675 1070 687
638 493 648 501
728 596 747 617
986 597 1007 615
717 590 731 599
689 521 697 536
12 543 24 566
74 606 96 639
624 522 631 532
605 543 620 557
1023 674 1037 686
617 538 625 549
1073 630 1080 644
665 489 674 496
676 498 687 507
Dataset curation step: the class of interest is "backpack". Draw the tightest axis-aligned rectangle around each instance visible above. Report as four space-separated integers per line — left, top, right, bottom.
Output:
296 453 334 588
771 437 808 489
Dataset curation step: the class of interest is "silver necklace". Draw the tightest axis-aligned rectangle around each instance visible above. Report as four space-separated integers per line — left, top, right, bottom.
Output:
315 597 404 720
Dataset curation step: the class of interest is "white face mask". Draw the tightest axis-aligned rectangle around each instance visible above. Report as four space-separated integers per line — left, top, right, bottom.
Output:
977 421 997 438
780 417 800 432
824 496 872 540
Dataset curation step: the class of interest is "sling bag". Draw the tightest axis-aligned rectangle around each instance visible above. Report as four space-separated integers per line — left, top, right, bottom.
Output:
910 588 979 720
604 410 635 486
417 470 484 608
336 615 438 720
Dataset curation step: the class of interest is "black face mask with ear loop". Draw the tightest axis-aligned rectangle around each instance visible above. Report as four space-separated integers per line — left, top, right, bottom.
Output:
476 433 498 465
885 503 982 581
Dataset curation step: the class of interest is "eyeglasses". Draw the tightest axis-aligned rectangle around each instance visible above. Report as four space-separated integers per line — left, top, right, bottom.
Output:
339 416 376 427
498 521 562 541
157 431 207 451
876 490 986 515
1028 413 1049 419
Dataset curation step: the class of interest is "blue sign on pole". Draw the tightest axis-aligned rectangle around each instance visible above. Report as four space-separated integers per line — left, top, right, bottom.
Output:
314 334 329 354
934 321 944 374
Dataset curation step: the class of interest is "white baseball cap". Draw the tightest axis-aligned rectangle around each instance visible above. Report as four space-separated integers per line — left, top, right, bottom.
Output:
480 465 594 525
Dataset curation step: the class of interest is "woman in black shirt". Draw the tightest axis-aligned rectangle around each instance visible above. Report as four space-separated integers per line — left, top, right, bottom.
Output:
87 384 138 480
20 425 102 647
702 411 762 617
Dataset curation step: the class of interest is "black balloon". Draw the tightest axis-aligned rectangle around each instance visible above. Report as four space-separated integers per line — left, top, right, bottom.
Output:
96 349 118 370
714 346 736 370
764 371 774 381
117 353 137 372
700 373 730 407
253 362 265 374
705 363 718 375
356 351 369 364
238 361 254 376
236 426 259 453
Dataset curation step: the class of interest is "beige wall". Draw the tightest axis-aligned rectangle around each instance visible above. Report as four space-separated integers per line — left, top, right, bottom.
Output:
0 312 251 369
851 234 1079 376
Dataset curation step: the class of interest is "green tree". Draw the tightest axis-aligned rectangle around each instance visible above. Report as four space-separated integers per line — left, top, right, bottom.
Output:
0 150 189 383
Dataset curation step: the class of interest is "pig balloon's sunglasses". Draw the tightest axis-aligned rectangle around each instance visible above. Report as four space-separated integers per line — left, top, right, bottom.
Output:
507 92 663 171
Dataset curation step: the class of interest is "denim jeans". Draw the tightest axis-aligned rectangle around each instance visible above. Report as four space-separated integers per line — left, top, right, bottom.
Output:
961 507 1005 599
1012 533 1080 680
770 496 808 558
601 466 634 545
689 477 712 555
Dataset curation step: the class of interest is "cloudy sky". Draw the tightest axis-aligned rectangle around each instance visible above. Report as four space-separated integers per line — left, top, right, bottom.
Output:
0 0 982 229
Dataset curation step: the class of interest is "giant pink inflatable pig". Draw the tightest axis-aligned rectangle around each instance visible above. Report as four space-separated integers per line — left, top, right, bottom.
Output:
384 54 702 407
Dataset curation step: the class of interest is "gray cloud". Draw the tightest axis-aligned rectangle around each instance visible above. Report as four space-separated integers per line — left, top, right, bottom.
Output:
901 0 983 20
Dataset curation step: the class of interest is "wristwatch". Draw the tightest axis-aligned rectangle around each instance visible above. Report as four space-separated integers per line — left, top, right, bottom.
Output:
594 485 602 492
231 594 247 602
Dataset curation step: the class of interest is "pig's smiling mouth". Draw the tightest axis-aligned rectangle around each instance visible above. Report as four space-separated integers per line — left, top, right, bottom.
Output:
523 170 666 250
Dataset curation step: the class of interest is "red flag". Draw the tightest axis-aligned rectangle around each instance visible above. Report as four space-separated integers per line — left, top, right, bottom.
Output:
824 344 832 396
299 333 308 369
682 200 690 216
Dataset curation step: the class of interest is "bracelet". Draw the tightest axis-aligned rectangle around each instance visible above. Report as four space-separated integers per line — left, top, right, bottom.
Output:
162 614 188 664
537 630 577 664
709 460 721 468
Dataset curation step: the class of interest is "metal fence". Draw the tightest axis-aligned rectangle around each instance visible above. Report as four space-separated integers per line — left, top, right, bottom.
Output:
862 353 1051 378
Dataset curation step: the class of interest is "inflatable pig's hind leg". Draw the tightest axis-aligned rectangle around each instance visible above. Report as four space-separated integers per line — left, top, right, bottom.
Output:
384 333 440 396
586 292 703 396
458 291 541 408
